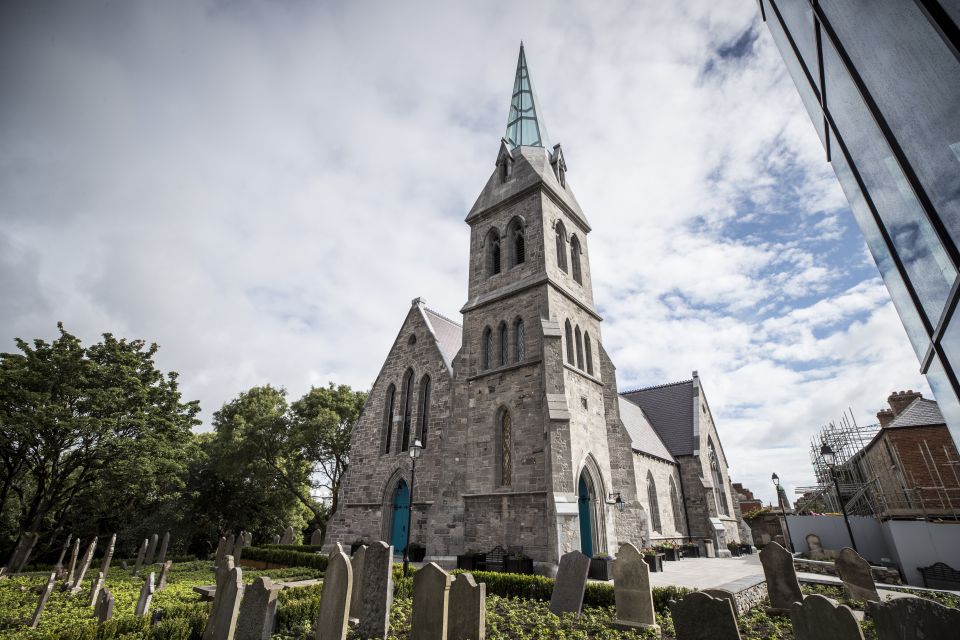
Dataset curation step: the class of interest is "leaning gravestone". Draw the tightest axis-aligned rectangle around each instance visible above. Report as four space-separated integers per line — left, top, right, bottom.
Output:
759 542 803 614
236 576 282 640
214 536 227 568
205 566 244 640
610 543 659 631
157 560 173 590
135 572 156 617
28 572 57 628
549 550 591 616
835 548 880 602
65 537 81 585
88 571 105 607
310 528 323 546
868 596 960 640
157 531 170 565
145 532 159 565
790 594 863 640
448 572 485 640
314 549 353 640
100 533 117 578
70 537 98 592
10 531 39 574
204 556 237 640
133 538 149 577
348 545 368 621
95 588 114 623
670 591 741 640
411 562 452 640
358 541 394 639
54 534 73 579
279 526 295 545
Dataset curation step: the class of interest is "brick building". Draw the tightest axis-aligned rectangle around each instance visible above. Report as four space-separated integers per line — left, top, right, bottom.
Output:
323 45 743 570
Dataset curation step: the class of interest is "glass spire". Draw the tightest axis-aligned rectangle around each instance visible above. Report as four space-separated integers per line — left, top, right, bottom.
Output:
505 44 550 150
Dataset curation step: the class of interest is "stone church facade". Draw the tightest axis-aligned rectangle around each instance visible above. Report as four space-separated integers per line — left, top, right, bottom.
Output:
324 46 743 570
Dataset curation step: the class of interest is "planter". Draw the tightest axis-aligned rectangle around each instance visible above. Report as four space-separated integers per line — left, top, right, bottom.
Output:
408 546 426 562
506 556 534 575
660 548 682 562
457 554 479 571
643 553 664 573
588 557 614 580
681 545 701 559
728 545 741 557
739 544 753 555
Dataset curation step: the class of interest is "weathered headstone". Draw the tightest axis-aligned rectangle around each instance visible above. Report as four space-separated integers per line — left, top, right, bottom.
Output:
702 589 741 617
236 576 282 640
610 543 658 631
54 534 74 579
410 562 451 640
65 537 81 585
310 528 323 546
670 591 741 640
314 549 353 640
204 565 244 640
214 536 226 568
272 534 280 545
145 532 159 565
100 533 117 578
28 572 57 628
790 594 863 640
348 545 367 621
70 537 98 592
11 531 39 574
157 531 170 565
805 534 825 560
88 571 105 607
835 547 879 602
157 560 173 590
135 572 156 617
204 556 236 640
133 538 148 577
234 534 246 563
225 534 236 558
279 526 295 545
549 550 591 616
358 541 394 639
448 573 485 640
868 596 960 640
759 542 802 614
95 588 114 623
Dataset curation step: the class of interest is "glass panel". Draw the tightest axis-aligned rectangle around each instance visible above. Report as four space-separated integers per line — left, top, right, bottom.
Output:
823 37 956 325
924 353 960 449
505 46 549 149
821 0 960 249
775 0 819 91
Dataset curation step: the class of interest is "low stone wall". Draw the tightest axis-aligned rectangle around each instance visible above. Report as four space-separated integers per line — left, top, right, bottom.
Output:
707 575 768 615
794 557 901 584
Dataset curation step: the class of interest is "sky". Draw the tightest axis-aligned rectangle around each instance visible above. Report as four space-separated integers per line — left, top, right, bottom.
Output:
0 0 930 506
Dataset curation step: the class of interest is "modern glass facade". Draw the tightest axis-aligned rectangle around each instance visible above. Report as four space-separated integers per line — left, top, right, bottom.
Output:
757 0 960 447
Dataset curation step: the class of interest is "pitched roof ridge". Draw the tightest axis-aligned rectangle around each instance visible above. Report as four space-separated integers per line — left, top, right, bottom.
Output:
424 307 463 328
620 379 694 395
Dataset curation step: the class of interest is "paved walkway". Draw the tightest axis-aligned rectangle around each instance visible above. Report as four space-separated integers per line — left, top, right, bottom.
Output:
641 555 764 590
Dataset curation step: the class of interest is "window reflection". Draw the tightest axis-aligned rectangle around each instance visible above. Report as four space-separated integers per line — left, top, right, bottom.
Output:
924 354 960 448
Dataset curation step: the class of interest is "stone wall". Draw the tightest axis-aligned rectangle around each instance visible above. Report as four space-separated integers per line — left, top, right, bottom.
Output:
793 558 902 585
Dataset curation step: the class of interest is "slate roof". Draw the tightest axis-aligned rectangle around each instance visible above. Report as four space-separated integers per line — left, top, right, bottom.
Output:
422 307 463 369
620 380 695 457
617 397 675 463
887 397 945 429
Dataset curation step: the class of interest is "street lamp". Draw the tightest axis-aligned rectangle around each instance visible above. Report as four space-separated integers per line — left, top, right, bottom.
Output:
402 439 423 577
771 473 793 552
608 492 625 513
820 442 858 552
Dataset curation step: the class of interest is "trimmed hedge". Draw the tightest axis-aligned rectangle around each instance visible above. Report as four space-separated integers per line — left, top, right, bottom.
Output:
241 546 328 571
259 544 325 553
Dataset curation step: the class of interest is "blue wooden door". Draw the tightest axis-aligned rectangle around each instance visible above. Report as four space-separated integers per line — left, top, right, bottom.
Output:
578 474 593 557
390 480 410 553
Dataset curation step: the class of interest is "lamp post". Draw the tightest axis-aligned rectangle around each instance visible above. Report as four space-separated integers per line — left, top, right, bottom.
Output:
608 492 625 513
402 439 423 577
771 473 794 552
820 443 858 552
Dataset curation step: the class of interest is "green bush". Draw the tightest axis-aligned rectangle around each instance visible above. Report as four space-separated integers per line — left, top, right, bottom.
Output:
241 547 327 571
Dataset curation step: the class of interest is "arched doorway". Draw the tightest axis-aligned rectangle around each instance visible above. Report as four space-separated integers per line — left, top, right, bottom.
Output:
578 471 595 557
390 479 410 553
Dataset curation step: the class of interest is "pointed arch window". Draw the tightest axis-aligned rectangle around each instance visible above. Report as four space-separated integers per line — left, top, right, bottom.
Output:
485 229 501 277
515 318 525 362
400 369 414 452
508 218 525 267
555 222 568 273
584 332 593 375
482 327 493 370
647 472 662 533
669 476 684 532
575 326 584 370
709 440 729 516
498 409 512 486
570 235 582 284
382 384 396 455
499 322 508 367
565 320 574 365
418 375 431 448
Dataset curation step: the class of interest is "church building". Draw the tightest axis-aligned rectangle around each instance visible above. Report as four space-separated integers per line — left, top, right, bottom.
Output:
324 45 744 571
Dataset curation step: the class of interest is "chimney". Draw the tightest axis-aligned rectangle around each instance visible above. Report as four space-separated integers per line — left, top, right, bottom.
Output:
887 390 923 416
877 408 895 428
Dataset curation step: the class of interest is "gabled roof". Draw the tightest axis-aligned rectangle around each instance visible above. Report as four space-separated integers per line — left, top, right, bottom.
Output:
620 380 695 457
617 397 675 463
421 307 462 370
887 397 945 429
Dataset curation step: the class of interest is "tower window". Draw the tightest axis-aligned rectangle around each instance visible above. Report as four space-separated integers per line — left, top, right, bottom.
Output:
555 221 568 273
483 327 493 370
584 331 593 375
485 228 501 277
515 318 525 362
508 217 526 267
565 320 574 365
575 326 584 370
498 408 512 486
499 322 508 367
570 235 582 284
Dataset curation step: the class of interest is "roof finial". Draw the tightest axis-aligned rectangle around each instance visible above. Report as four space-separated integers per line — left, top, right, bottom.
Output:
504 44 549 150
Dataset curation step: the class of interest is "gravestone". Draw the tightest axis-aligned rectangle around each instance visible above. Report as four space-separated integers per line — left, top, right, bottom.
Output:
205 565 244 640
133 538 148 577
145 533 159 565
88 571 105 607
790 594 863 640
234 534 246 563
135 572 156 617
348 545 367 621
65 537 81 585
358 541 394 639
702 589 740 617
670 591 741 640
10 531 39 574
310 529 323 546
157 531 170 565
868 596 960 640
279 526 295 545
314 549 353 640
448 573 485 640
54 534 74 579
410 562 451 640
214 537 226 568
272 534 280 545
805 534 825 560
759 542 802 614
100 533 117 578
225 534 236 558
610 543 658 631
835 548 880 602
549 550 591 616
158 560 173 590
236 576 282 640
95 588 114 623
70 537 98 592
204 556 236 640
28 572 57 628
